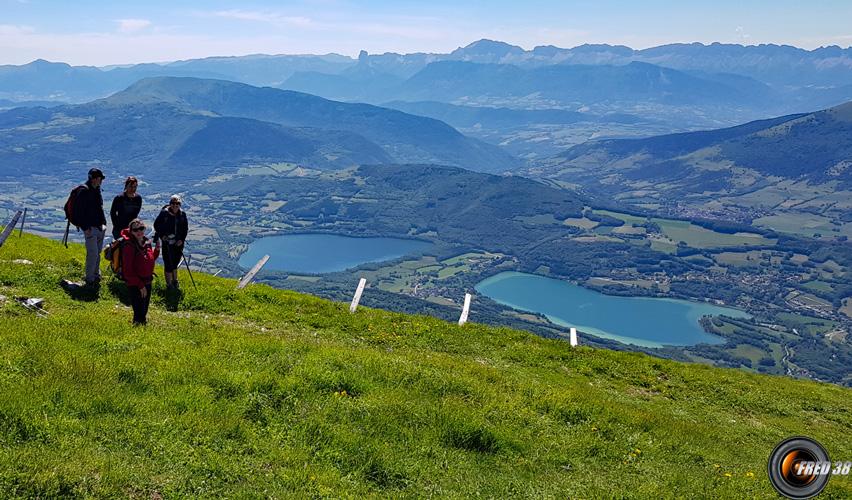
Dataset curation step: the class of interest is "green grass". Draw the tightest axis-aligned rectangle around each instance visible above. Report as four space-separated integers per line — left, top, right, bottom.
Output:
842 298 852 319
657 220 774 248
596 210 646 226
802 280 834 293
0 233 851 497
594 210 775 248
754 213 852 238
437 265 467 279
440 253 482 266
714 251 763 267
776 312 837 335
731 344 766 366
562 217 599 230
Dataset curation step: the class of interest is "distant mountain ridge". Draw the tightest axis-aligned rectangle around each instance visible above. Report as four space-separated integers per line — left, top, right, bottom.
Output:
0 77 517 179
107 77 517 172
548 102 852 185
0 100 391 179
382 60 770 106
4 40 851 104
530 101 852 224
0 55 353 103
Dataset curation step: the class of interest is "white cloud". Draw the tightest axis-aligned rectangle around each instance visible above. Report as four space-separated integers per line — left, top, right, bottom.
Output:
0 24 35 36
115 19 152 34
211 9 312 27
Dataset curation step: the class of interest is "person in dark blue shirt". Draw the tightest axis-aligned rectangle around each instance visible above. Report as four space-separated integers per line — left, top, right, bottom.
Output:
110 176 143 240
153 194 189 290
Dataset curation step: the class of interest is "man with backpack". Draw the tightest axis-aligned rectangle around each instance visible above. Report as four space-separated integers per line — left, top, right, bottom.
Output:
121 218 160 325
68 168 108 286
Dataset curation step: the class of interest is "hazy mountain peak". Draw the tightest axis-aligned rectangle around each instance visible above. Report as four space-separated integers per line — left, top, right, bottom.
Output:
825 100 852 121
450 39 525 62
24 59 73 70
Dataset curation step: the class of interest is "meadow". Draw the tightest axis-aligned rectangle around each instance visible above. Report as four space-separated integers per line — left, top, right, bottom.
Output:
0 233 850 497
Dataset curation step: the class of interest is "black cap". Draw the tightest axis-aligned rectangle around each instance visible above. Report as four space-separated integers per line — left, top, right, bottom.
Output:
88 167 105 179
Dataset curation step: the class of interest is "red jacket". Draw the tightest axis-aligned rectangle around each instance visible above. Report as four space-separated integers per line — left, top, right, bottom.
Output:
121 228 160 289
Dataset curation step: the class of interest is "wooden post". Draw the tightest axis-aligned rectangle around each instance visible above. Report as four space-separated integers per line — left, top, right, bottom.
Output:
0 210 22 249
458 293 472 326
349 278 367 313
570 327 578 347
237 254 270 289
18 207 27 237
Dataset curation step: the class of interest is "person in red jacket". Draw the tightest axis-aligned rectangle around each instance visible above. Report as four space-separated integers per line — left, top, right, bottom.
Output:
122 218 160 326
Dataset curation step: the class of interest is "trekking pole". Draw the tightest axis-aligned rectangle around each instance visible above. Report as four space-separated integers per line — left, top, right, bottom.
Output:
181 253 198 290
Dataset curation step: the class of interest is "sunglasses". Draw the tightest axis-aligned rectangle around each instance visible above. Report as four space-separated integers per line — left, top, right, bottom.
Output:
131 227 146 232
170 202 182 206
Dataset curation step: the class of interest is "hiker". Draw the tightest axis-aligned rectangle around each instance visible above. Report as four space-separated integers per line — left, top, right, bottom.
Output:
153 194 188 290
122 218 160 325
110 176 142 240
74 168 107 286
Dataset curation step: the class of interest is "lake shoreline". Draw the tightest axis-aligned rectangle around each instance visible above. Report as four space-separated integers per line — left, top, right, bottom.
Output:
475 271 751 348
238 232 436 274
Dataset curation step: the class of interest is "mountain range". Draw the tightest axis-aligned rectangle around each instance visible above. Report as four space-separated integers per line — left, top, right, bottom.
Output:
0 77 517 179
530 101 852 229
4 40 851 109
0 55 352 102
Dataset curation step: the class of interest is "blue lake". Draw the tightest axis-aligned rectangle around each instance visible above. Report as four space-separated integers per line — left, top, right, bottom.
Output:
475 271 750 347
238 233 434 274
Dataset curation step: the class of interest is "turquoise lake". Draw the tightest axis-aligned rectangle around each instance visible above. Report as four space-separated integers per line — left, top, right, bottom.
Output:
238 233 434 274
475 271 750 347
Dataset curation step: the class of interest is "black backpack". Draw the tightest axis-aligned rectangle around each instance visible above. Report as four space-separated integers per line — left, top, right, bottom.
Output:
63 184 87 228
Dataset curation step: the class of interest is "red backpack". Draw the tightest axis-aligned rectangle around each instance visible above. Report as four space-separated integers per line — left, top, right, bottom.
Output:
63 184 87 228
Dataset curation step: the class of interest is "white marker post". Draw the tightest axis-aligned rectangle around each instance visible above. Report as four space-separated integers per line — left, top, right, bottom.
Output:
569 327 578 347
237 254 270 289
350 278 367 313
458 293 472 326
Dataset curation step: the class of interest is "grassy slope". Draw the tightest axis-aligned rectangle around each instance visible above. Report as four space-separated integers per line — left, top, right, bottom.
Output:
0 233 850 498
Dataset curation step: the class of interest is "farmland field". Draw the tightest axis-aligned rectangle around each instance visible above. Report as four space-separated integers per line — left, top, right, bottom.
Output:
594 210 775 248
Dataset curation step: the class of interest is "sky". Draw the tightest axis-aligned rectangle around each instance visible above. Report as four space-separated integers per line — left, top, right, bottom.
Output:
1 0 851 66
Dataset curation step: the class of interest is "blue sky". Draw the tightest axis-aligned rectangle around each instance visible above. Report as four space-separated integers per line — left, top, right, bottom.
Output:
1 0 851 65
